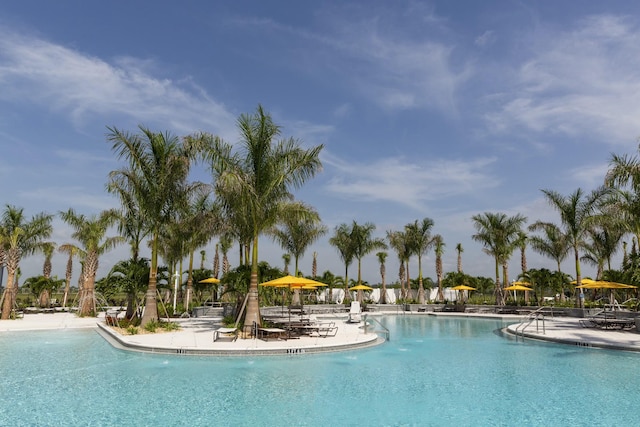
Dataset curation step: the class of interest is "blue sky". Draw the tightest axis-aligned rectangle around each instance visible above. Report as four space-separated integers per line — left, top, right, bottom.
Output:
2 1 640 286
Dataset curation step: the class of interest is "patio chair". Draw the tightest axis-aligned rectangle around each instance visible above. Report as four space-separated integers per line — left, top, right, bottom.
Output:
314 322 338 337
213 327 238 342
347 301 362 323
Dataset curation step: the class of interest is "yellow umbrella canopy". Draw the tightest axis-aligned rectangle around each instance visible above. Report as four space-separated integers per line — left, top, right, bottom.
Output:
259 275 327 287
575 281 637 289
199 277 220 284
451 285 476 291
349 284 374 291
570 278 597 286
504 284 534 292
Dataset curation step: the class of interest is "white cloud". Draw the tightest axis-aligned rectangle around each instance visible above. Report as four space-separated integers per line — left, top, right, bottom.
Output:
322 151 499 210
18 186 117 212
474 30 495 47
486 15 640 145
0 29 237 138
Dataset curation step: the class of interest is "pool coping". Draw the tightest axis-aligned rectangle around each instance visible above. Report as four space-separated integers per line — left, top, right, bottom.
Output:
501 318 640 352
96 321 385 357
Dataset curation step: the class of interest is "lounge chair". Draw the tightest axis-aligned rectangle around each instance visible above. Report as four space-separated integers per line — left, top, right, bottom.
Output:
213 327 238 342
347 301 362 323
311 322 338 338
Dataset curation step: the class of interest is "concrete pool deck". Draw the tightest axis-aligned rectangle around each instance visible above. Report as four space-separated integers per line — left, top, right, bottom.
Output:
3 311 640 354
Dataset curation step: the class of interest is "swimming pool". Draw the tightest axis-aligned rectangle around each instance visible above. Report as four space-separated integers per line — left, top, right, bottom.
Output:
1 315 638 426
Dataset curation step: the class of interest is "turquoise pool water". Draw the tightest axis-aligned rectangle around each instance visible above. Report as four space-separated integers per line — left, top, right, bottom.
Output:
1 316 639 426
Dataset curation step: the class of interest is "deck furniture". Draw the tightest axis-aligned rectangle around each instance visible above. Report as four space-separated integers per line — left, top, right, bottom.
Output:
213 327 238 342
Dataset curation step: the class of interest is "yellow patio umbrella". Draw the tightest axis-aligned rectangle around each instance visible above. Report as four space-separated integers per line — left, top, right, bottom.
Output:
504 284 534 292
575 281 636 289
349 284 374 291
575 280 637 306
259 275 327 318
451 285 476 291
451 285 476 303
259 275 326 287
198 277 221 303
570 278 597 285
349 284 373 304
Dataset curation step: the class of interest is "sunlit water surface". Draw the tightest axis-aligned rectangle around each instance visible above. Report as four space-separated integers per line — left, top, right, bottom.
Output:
1 316 639 426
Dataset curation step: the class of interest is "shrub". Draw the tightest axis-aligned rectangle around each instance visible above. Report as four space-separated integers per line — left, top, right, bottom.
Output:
144 320 159 333
162 321 180 331
127 325 138 335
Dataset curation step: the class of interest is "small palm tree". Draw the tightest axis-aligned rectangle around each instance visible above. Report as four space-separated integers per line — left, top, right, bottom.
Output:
405 218 435 304
330 224 355 304
387 230 410 300
60 208 123 316
38 242 56 307
0 205 53 319
434 235 445 302
472 212 527 305
282 253 291 275
541 188 606 308
57 243 79 308
377 251 388 304
455 243 464 273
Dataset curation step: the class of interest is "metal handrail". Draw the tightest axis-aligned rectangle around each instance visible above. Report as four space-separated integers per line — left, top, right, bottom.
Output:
363 315 390 341
515 306 547 337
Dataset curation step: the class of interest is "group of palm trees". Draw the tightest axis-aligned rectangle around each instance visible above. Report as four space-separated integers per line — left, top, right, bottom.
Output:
3 103 640 328
469 149 640 309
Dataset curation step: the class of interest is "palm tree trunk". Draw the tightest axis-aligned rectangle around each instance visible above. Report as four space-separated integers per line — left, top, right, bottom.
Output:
184 251 194 311
291 257 301 306
574 246 583 308
80 252 98 316
494 258 503 305
141 233 159 326
0 269 16 319
417 256 425 304
243 236 262 335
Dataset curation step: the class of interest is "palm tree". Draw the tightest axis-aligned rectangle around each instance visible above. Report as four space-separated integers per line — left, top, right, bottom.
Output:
57 243 79 308
312 252 318 278
179 193 222 310
0 205 53 319
542 188 606 308
376 251 388 304
405 218 435 304
433 235 445 302
107 125 203 326
106 258 150 319
350 221 387 302
194 105 323 332
200 250 206 270
581 224 623 280
330 223 355 304
528 221 570 301
59 208 123 316
282 253 291 275
271 204 327 305
387 230 411 300
38 242 56 307
212 243 220 279
455 243 463 273
472 212 527 305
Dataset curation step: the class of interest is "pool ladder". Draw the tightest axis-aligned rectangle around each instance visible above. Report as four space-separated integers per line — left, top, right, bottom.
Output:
363 315 390 341
514 306 548 338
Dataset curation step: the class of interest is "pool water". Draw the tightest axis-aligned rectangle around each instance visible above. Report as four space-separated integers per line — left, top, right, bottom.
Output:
1 316 639 426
